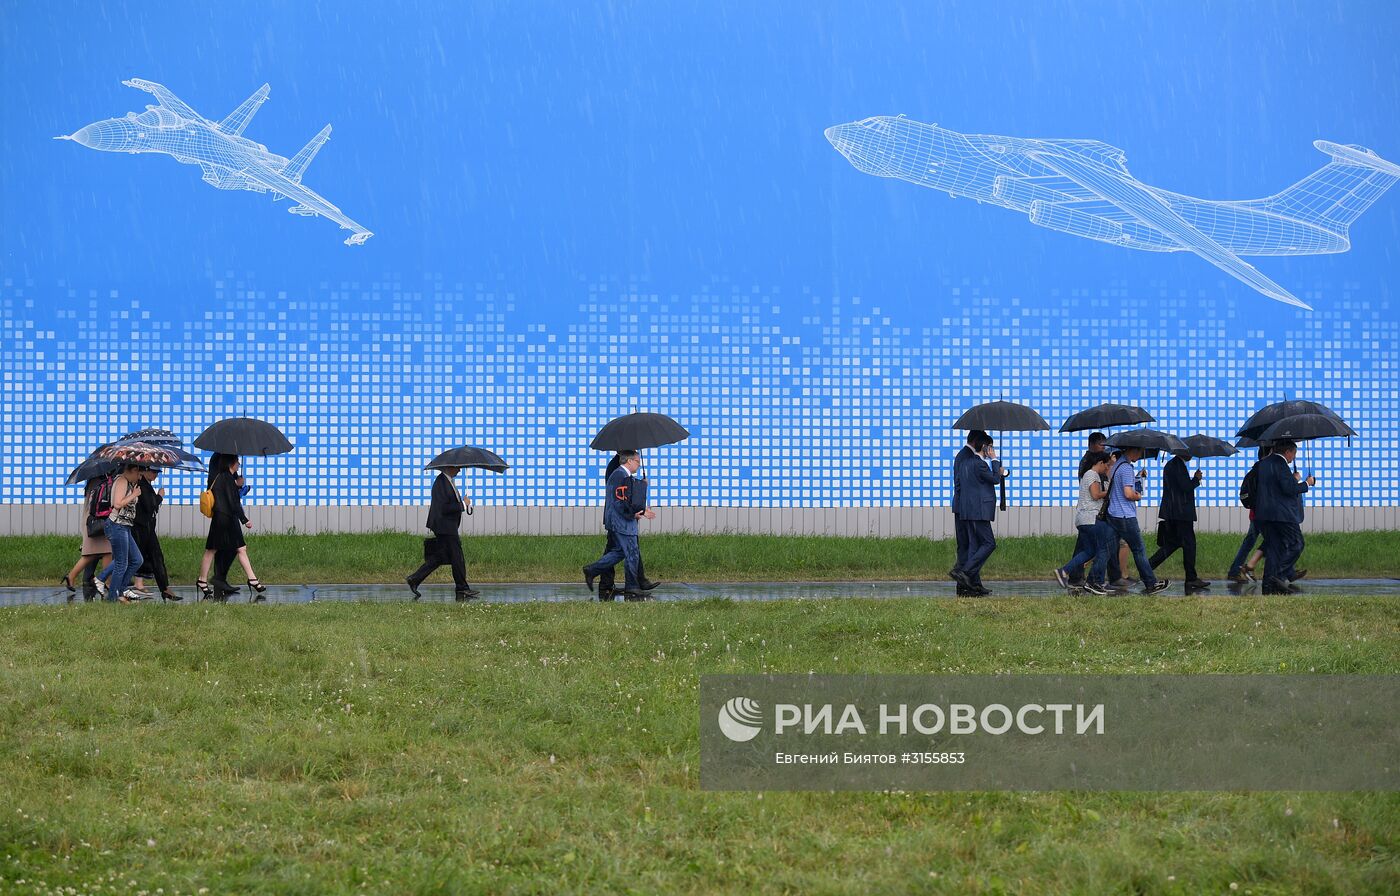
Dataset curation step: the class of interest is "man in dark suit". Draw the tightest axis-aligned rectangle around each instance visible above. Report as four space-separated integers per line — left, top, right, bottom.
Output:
405 465 479 601
596 453 657 601
949 430 1007 595
1253 439 1313 594
1148 450 1210 592
584 449 655 600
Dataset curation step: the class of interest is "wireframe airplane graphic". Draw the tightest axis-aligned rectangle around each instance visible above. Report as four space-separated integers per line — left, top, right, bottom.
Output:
58 79 372 246
826 116 1400 309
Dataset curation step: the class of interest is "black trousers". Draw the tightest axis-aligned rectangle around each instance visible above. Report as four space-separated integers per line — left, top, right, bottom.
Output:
1149 519 1198 582
133 525 170 592
1259 520 1304 586
597 530 646 594
212 547 239 588
408 534 469 591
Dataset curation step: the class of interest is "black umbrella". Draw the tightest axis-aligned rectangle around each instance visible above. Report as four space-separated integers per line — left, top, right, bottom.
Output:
1059 403 1155 433
1236 435 1261 449
953 401 1049 511
952 400 1050 433
425 446 509 473
1237 400 1349 440
590 413 690 451
1182 434 1239 459
194 418 294 456
1105 428 1189 454
1257 413 1356 443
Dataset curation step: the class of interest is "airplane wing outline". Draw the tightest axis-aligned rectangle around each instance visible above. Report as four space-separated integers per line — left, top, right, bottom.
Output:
122 78 206 124
236 163 373 246
1028 149 1311 309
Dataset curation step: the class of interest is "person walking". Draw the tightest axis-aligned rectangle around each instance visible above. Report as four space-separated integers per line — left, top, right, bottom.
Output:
1104 447 1170 594
1067 434 1125 588
1054 450 1115 594
132 467 180 601
62 473 113 602
1148 450 1211 592
596 453 657 601
1227 447 1270 583
405 465 480 601
949 430 1006 595
97 464 145 603
198 454 265 601
1253 439 1313 594
584 450 654 600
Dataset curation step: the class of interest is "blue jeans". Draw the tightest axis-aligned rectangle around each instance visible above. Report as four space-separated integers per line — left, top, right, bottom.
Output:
1107 515 1157 588
102 520 143 599
585 531 640 590
1229 520 1260 576
1061 521 1114 586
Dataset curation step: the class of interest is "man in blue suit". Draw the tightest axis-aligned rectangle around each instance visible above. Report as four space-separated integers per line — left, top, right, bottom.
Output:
1253 438 1314 594
949 430 1008 595
584 450 655 600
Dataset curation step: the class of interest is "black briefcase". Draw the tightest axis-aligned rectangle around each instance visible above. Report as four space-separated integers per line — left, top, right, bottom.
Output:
423 536 445 563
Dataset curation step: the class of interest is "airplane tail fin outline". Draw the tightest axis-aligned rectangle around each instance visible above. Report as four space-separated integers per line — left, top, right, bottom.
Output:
216 83 270 137
283 125 332 183
1255 141 1400 236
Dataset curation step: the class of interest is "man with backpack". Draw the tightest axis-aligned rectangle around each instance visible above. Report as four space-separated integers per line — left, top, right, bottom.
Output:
1228 447 1270 583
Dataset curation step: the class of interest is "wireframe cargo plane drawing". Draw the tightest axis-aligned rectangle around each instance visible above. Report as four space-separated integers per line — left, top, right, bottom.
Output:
58 79 372 245
826 116 1400 309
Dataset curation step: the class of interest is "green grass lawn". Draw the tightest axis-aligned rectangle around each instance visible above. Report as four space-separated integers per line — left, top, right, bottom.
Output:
4 530 1400 585
1 597 1397 894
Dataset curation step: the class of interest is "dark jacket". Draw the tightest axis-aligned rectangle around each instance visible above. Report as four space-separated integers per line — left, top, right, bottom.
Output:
953 445 1002 521
1254 454 1309 523
425 473 466 536
1157 456 1200 522
134 479 163 530
205 471 248 551
603 466 646 535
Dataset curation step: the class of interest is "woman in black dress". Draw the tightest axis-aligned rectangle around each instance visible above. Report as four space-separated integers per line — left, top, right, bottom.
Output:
196 454 265 600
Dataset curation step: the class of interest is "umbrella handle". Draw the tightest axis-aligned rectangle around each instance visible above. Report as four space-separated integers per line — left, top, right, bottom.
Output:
999 472 1008 512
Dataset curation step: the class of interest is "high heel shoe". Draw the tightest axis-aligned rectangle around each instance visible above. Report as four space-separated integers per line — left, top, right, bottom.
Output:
60 575 75 593
248 578 267 603
195 579 214 601
160 589 183 602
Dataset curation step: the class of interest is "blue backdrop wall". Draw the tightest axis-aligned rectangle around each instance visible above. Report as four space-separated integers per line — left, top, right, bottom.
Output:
2 1 1397 508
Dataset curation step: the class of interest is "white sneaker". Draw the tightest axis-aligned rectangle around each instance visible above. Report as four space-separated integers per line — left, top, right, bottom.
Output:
94 579 108 598
119 589 143 604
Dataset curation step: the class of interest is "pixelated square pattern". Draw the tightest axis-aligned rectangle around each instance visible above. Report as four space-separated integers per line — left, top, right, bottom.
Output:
2 276 1394 508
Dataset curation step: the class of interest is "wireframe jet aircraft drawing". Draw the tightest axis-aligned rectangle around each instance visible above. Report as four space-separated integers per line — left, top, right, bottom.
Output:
59 79 372 245
826 116 1400 309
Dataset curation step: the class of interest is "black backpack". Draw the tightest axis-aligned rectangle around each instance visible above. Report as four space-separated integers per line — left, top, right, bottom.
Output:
1239 463 1260 509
